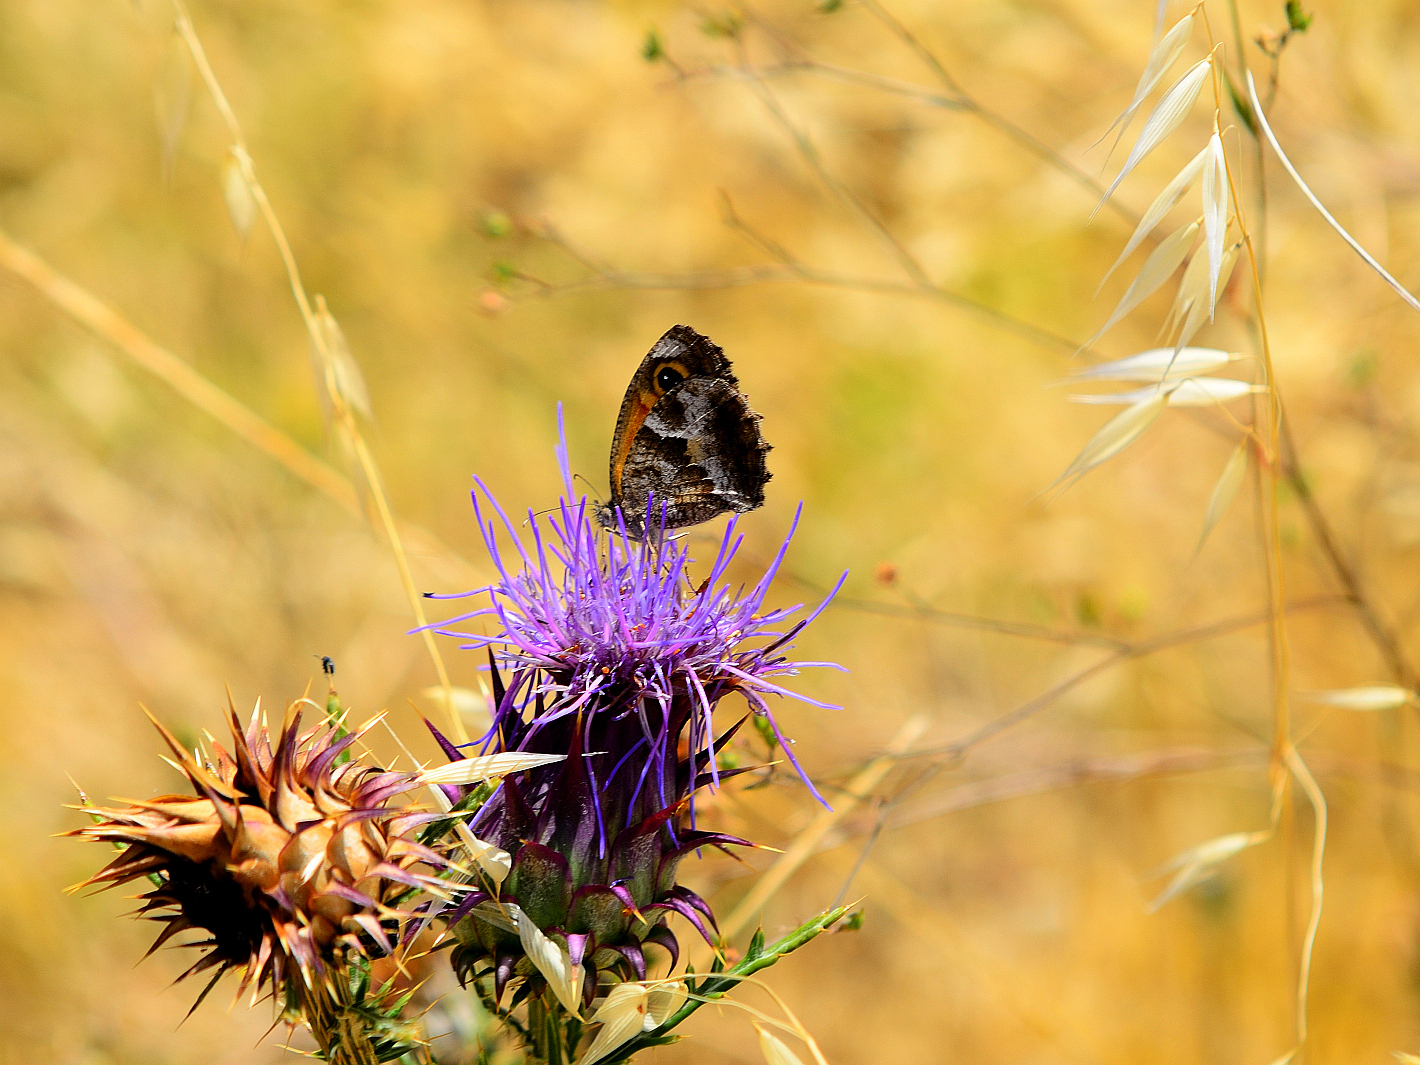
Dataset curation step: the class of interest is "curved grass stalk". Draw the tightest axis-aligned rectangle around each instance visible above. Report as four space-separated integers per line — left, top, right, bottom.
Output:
171 1 464 740
1202 11 1327 1050
1245 71 1420 317
1284 744 1327 1046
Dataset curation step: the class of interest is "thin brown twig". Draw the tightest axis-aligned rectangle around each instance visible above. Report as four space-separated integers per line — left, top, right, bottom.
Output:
814 745 1420 859
881 746 1258 833
731 35 935 292
1278 415 1415 687
853 0 1141 227
676 57 967 111
899 594 1340 761
716 550 1132 649
701 714 928 955
510 253 1083 355
512 12 1119 356
820 593 1130 650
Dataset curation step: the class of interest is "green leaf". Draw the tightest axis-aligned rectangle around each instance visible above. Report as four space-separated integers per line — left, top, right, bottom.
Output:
746 927 766 962
1285 1 1313 32
752 713 778 754
481 210 512 238
641 29 663 62
1223 69 1257 136
610 906 850 1061
416 782 490 847
700 11 742 38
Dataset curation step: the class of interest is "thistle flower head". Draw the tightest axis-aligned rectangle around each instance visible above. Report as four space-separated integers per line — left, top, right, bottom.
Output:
69 700 452 1014
426 432 844 1009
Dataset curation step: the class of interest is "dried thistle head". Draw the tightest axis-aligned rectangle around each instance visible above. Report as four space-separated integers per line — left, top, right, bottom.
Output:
68 699 452 1017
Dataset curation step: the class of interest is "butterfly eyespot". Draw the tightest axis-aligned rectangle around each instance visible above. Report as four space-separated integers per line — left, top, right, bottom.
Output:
655 365 686 392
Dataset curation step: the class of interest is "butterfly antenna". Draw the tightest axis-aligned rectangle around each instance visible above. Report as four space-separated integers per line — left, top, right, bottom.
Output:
572 473 604 505
521 505 561 528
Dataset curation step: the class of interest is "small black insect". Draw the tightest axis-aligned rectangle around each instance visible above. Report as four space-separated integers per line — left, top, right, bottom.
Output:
319 655 336 676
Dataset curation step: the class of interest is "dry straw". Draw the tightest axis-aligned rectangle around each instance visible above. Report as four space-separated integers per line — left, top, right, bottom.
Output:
25 0 1420 1062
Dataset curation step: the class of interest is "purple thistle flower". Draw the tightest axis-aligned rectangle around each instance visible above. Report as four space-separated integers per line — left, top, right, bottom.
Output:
425 420 845 1008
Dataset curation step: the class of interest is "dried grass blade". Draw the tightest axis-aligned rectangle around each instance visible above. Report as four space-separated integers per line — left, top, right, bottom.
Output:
1068 377 1258 406
1195 439 1249 556
582 982 649 1064
511 904 581 1015
1201 133 1229 316
1053 391 1168 490
755 1023 809 1065
421 686 492 731
1095 15 1195 154
1095 59 1211 217
1302 685 1415 712
221 147 256 241
420 752 566 785
645 980 688 1027
154 31 192 183
1098 146 1207 291
1087 220 1199 346
312 295 373 421
1149 830 1267 911
1246 72 1420 317
462 834 511 886
1172 244 1238 349
1067 346 1236 383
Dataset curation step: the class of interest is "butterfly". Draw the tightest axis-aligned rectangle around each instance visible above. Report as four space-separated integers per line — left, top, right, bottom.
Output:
595 325 771 539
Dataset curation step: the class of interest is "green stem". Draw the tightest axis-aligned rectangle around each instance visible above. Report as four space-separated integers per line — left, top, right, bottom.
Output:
607 906 850 1062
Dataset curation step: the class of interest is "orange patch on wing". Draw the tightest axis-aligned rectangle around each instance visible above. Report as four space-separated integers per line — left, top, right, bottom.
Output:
610 388 658 496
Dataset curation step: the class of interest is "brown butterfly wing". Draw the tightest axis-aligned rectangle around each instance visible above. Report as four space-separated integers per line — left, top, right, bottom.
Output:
607 325 734 501
616 377 770 533
599 325 770 537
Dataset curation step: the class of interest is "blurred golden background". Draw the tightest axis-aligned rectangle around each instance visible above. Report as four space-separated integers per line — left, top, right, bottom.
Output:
5 0 1420 1062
